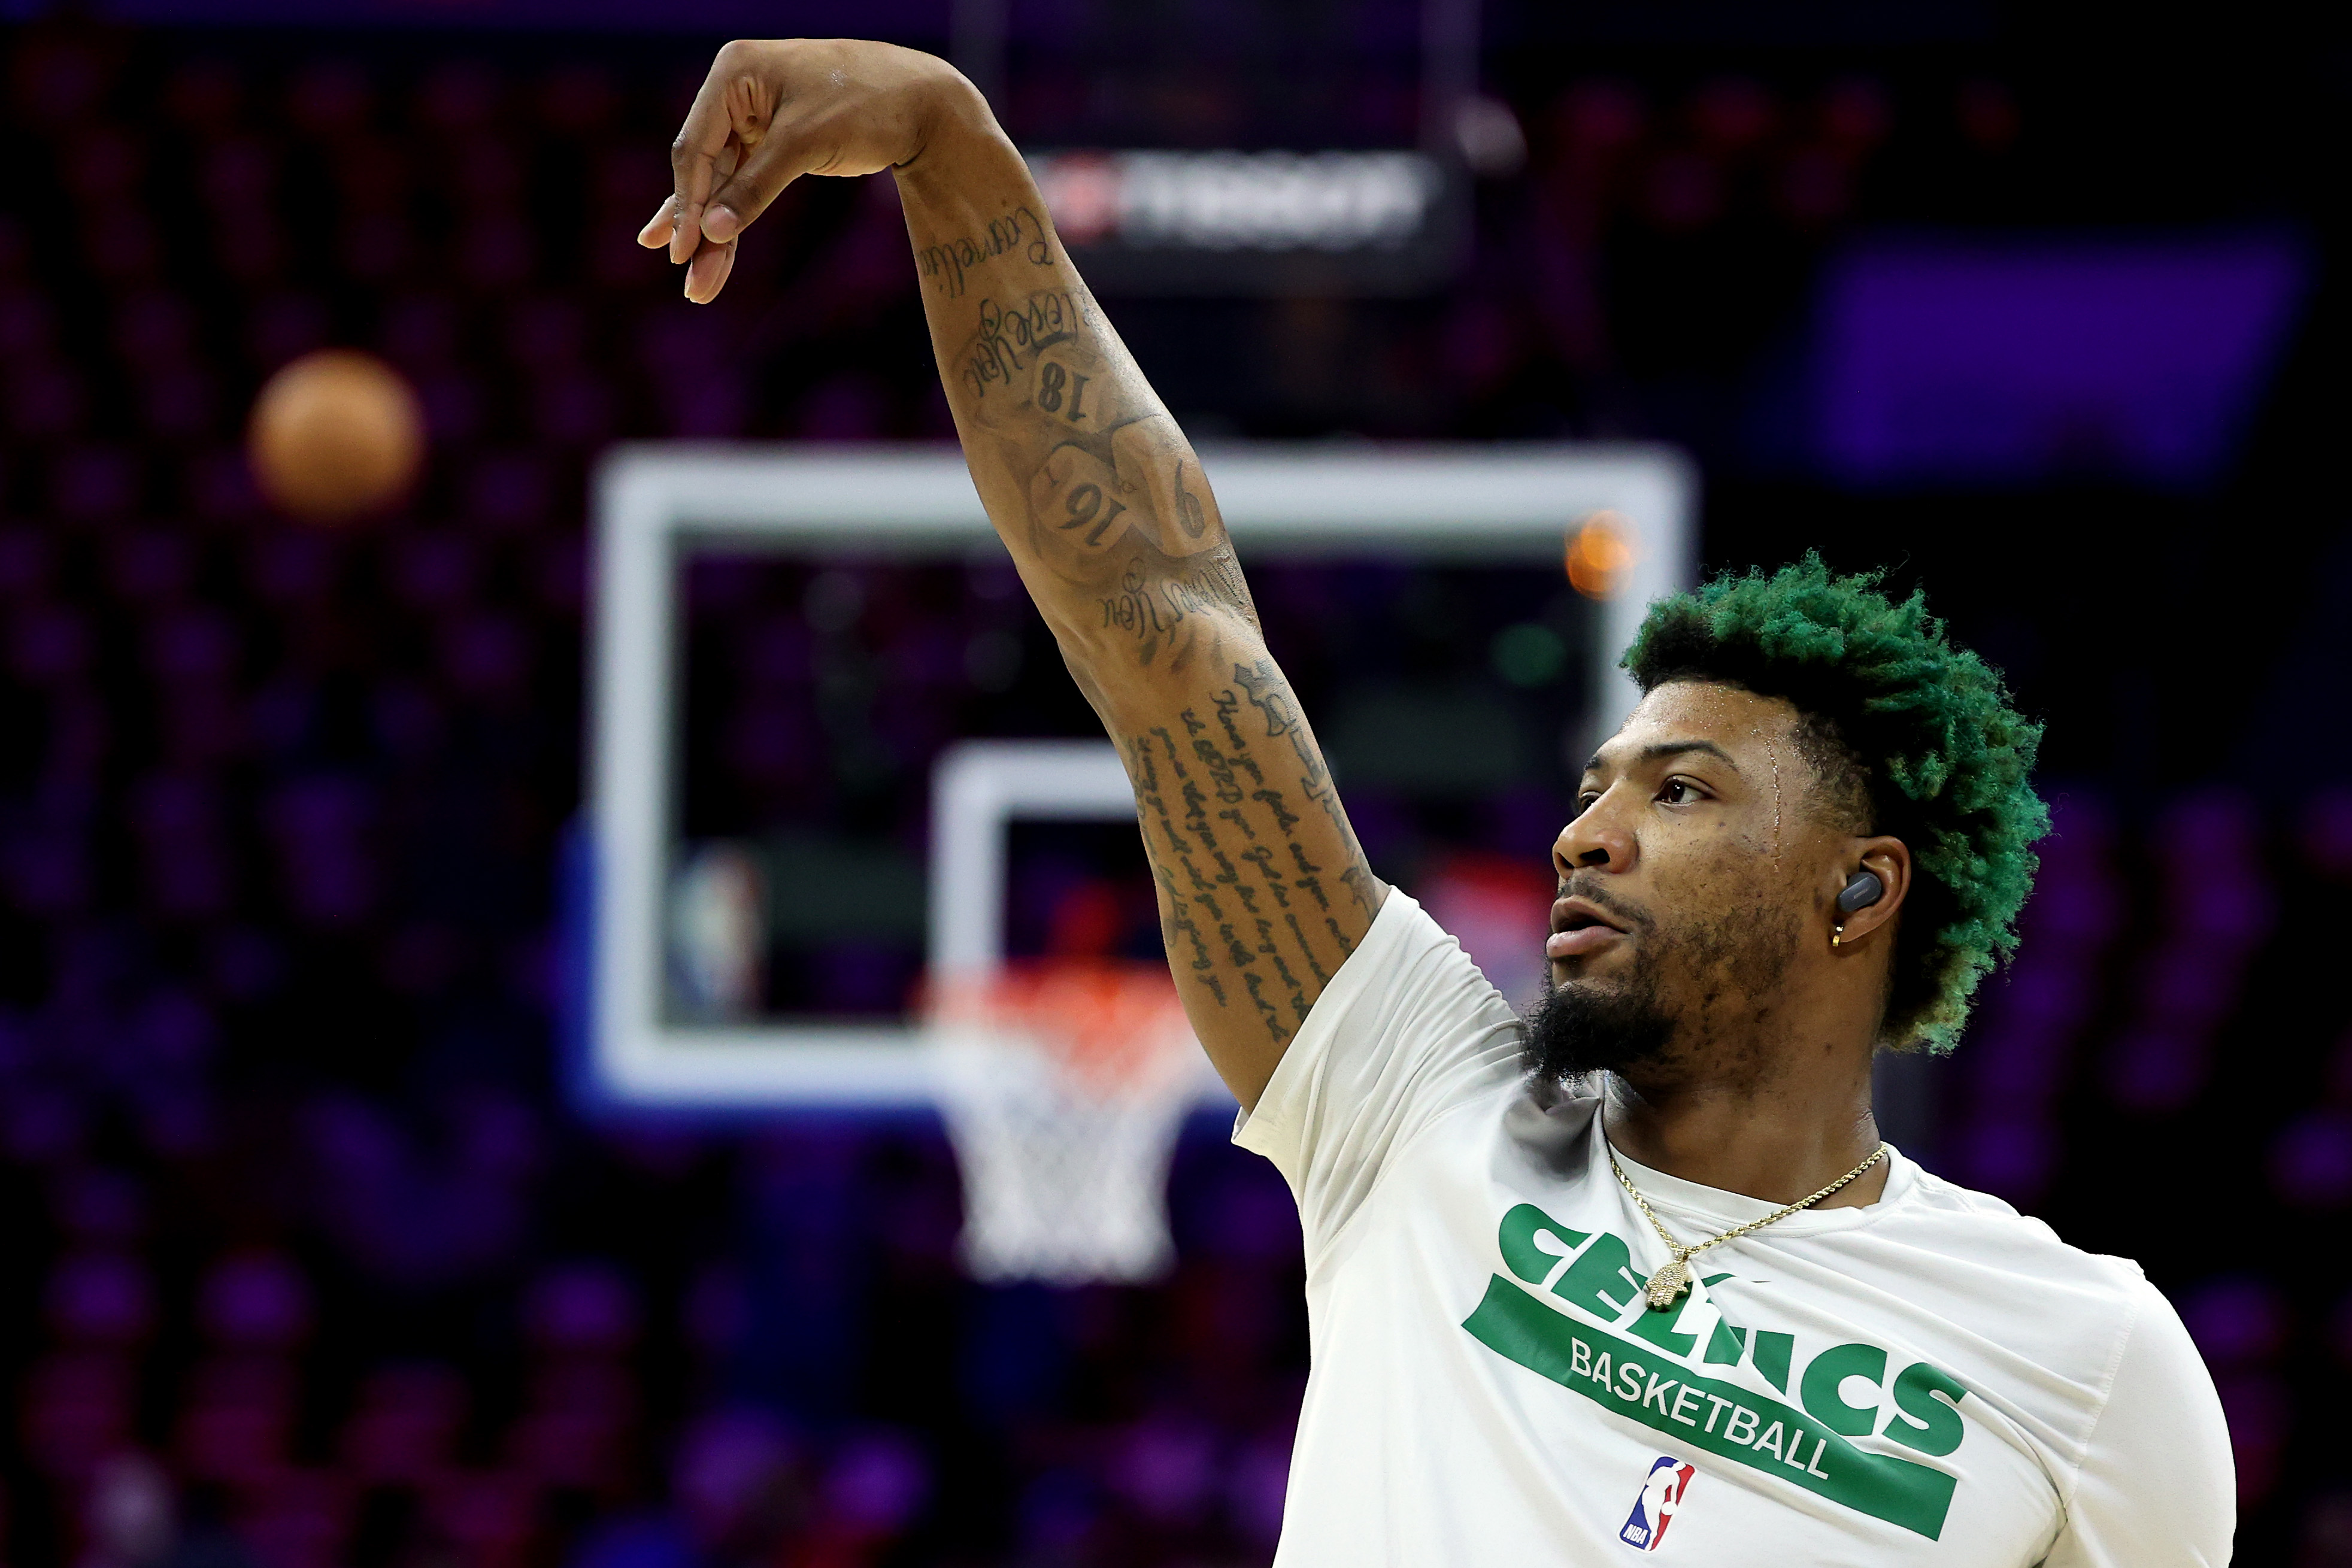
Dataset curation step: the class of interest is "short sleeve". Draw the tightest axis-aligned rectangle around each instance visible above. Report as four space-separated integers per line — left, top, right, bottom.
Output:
1232 890 1524 1257
2040 1281 2235 1568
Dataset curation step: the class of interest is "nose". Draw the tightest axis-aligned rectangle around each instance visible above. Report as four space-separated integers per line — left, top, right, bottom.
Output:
1553 792 1634 882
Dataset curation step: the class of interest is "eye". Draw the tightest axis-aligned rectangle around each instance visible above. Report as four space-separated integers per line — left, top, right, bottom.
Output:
1573 791 1600 817
1657 777 1705 806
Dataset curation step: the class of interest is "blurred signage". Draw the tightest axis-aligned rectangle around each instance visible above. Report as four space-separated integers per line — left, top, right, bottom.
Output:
1029 150 1465 296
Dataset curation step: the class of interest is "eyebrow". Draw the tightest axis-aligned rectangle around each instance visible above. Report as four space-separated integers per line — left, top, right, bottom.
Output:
1581 739 1742 777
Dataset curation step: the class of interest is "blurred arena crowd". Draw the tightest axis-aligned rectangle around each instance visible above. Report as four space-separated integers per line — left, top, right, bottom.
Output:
1 16 2350 1568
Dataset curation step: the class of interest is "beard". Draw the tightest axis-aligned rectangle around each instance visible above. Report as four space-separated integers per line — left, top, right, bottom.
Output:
1520 964 1674 1081
1519 881 1801 1086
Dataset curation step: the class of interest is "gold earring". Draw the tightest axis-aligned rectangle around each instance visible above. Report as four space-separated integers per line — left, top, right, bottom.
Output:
1832 921 1845 948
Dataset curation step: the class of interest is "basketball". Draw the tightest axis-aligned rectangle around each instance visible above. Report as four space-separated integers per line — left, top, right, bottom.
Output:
245 349 425 523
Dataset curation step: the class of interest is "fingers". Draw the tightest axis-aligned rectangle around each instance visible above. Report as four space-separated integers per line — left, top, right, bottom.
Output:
644 190 741 301
684 238 736 304
700 128 811 245
637 195 680 250
666 60 745 264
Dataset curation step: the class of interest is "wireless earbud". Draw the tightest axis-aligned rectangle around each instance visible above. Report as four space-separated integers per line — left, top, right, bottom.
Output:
1836 870 1885 914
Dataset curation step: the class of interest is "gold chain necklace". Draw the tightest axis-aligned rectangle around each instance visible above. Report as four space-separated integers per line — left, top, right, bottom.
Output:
1608 1141 1889 1311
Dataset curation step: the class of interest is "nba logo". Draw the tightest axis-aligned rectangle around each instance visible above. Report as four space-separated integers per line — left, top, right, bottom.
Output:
1618 1455 1695 1551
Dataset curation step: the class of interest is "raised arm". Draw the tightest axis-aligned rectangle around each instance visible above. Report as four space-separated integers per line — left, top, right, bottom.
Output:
641 40 1386 1106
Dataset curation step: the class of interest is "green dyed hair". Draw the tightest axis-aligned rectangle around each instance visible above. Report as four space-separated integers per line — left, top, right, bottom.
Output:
1622 556 2048 1054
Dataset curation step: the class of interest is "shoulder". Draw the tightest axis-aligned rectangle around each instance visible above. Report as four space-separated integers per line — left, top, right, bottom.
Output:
1234 888 1526 1208
1873 1163 2211 1460
1307 888 1523 1044
2026 1238 2234 1562
1895 1161 2151 1304
1833 1162 2228 1541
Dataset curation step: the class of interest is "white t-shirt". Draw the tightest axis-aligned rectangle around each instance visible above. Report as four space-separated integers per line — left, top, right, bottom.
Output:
1235 891 2233 1567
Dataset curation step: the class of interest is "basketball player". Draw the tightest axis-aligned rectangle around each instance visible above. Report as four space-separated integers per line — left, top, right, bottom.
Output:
642 41 2233 1564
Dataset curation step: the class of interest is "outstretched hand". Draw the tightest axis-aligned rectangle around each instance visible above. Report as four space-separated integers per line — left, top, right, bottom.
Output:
636 39 966 303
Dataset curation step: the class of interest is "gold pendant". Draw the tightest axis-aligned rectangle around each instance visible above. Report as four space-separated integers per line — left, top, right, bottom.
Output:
1643 1256 1692 1311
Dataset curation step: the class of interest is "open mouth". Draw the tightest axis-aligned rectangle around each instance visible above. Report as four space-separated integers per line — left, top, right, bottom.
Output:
1547 896 1629 960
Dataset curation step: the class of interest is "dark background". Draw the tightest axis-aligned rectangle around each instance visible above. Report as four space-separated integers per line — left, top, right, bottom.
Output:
0 0 2347 1563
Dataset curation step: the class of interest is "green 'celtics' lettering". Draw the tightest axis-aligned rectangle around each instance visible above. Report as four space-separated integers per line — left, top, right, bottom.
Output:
1801 1343 1889 1437
1499 1203 1589 1291
1884 1361 1969 1458
1550 1227 1645 1320
1626 1282 1705 1358
1461 1278 1960 1540
1468 1205 1973 1541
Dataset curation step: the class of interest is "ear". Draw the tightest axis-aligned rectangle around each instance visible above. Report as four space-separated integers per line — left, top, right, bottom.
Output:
1831 835 1911 947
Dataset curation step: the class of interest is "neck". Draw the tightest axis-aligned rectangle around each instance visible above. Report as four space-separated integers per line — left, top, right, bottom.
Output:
1601 1035 1887 1209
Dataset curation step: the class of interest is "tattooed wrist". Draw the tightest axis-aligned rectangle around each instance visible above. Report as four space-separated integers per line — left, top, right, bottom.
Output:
916 205 1054 299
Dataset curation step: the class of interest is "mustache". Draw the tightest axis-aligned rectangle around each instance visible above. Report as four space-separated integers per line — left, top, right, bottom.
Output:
1557 874 1656 935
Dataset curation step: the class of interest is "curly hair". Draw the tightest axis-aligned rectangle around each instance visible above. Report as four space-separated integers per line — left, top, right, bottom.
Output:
1622 556 2048 1054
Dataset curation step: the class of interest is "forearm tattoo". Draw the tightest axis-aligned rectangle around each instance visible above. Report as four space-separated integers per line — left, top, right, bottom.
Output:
916 205 1052 299
911 204 1378 1042
1120 659 1375 1045
947 283 1261 668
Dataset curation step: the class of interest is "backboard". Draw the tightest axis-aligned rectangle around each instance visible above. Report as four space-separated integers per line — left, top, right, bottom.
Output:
588 444 1696 1109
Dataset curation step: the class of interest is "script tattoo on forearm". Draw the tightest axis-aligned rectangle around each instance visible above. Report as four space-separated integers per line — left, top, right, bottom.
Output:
1098 544 1250 667
916 257 1374 1049
1119 659 1374 1044
916 205 1053 299
1233 658 1374 918
957 290 1084 401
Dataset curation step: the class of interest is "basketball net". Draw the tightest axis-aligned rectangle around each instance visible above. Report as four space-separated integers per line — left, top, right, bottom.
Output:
924 960 1204 1285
